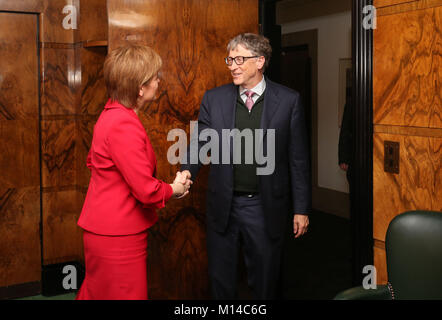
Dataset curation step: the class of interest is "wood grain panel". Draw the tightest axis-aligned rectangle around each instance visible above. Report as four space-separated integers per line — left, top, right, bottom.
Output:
374 124 442 137
0 13 39 120
40 47 78 116
374 0 417 8
374 245 388 285
373 6 441 128
0 187 41 286
0 12 41 288
40 0 79 44
0 121 40 188
108 0 258 299
377 0 442 16
76 120 94 188
79 47 107 115
42 190 84 265
373 133 442 241
78 0 108 43
0 0 43 12
41 120 76 188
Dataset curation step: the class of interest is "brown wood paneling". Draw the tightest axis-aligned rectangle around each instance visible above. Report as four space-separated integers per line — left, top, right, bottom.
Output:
41 120 76 188
40 0 78 44
374 0 417 8
373 133 442 241
0 187 41 287
0 16 39 120
76 120 94 188
42 190 84 265
78 0 108 43
0 121 40 189
374 245 388 285
0 0 43 12
40 47 78 116
79 47 107 116
0 12 41 287
108 0 258 299
377 0 442 16
77 46 106 195
374 124 442 137
373 6 442 128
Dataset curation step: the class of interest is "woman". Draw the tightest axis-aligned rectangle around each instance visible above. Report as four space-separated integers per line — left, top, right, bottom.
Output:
75 45 190 300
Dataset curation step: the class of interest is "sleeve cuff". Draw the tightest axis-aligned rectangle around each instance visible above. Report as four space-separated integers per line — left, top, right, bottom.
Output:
164 182 174 203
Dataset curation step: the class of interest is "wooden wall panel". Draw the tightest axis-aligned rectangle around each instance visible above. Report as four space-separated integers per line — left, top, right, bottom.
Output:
108 0 258 299
373 1 442 287
0 0 107 291
40 0 79 44
39 1 108 268
373 132 442 282
373 133 442 241
373 6 441 128
42 191 84 265
374 244 388 285
40 47 78 116
78 0 108 43
0 0 43 12
374 0 418 8
0 12 41 287
41 120 76 188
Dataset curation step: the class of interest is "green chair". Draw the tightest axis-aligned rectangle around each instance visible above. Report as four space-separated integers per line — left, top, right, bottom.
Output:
335 210 442 300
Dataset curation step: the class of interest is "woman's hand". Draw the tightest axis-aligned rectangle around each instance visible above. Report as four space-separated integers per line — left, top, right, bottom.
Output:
170 171 192 199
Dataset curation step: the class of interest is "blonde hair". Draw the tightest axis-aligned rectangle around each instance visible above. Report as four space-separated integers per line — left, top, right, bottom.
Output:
104 45 162 109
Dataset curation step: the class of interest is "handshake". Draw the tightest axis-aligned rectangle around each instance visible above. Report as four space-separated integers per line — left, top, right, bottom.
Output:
169 170 192 199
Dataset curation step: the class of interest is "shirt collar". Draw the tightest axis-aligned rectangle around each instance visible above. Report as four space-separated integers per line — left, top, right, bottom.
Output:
239 75 266 97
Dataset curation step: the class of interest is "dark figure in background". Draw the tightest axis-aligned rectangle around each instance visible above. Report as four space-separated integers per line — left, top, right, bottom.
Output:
339 100 352 186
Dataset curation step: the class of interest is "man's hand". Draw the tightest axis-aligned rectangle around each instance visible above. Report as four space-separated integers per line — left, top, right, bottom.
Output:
293 214 309 238
172 171 192 199
339 163 349 171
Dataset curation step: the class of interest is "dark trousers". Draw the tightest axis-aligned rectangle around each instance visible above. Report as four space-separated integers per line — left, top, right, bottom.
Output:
206 194 285 299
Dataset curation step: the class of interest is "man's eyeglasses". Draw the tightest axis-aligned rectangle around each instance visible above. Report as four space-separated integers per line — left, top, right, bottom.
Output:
224 56 259 66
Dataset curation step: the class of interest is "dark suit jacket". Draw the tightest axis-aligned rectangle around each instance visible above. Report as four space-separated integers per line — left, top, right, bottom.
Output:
181 78 311 238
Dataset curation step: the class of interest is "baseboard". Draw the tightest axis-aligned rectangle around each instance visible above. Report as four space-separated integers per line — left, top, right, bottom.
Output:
0 281 41 300
41 261 85 296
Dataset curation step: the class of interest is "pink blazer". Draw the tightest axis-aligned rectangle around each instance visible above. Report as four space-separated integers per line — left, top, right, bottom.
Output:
78 99 173 235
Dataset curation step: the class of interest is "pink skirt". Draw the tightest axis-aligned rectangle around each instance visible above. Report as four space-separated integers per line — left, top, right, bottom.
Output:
75 230 149 300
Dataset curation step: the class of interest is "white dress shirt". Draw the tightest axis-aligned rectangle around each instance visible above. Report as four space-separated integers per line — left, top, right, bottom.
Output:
239 76 266 105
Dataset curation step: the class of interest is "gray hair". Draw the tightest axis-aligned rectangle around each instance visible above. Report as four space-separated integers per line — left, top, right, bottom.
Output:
227 33 272 72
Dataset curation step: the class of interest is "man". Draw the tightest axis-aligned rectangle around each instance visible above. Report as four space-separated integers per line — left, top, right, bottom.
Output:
338 100 352 186
180 33 310 299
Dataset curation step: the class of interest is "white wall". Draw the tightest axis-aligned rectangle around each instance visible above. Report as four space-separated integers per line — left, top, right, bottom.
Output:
282 11 351 193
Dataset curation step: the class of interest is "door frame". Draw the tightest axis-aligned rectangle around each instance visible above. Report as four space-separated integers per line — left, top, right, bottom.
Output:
350 0 374 286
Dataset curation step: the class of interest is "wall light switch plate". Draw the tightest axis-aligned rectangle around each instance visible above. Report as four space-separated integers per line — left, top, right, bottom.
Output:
384 141 400 174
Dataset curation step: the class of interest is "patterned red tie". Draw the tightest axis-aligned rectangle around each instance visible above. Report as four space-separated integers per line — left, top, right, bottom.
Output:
245 90 255 111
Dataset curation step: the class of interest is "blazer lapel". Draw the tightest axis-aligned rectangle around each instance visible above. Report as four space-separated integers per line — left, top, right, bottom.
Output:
221 83 238 130
260 78 280 135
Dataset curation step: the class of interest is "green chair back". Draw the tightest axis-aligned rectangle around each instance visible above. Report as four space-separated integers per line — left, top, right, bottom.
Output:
386 210 442 299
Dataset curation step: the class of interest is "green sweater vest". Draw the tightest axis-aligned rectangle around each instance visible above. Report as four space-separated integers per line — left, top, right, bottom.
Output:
233 92 265 193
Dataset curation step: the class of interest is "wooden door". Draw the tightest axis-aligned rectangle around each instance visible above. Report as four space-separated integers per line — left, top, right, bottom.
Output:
0 12 41 290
